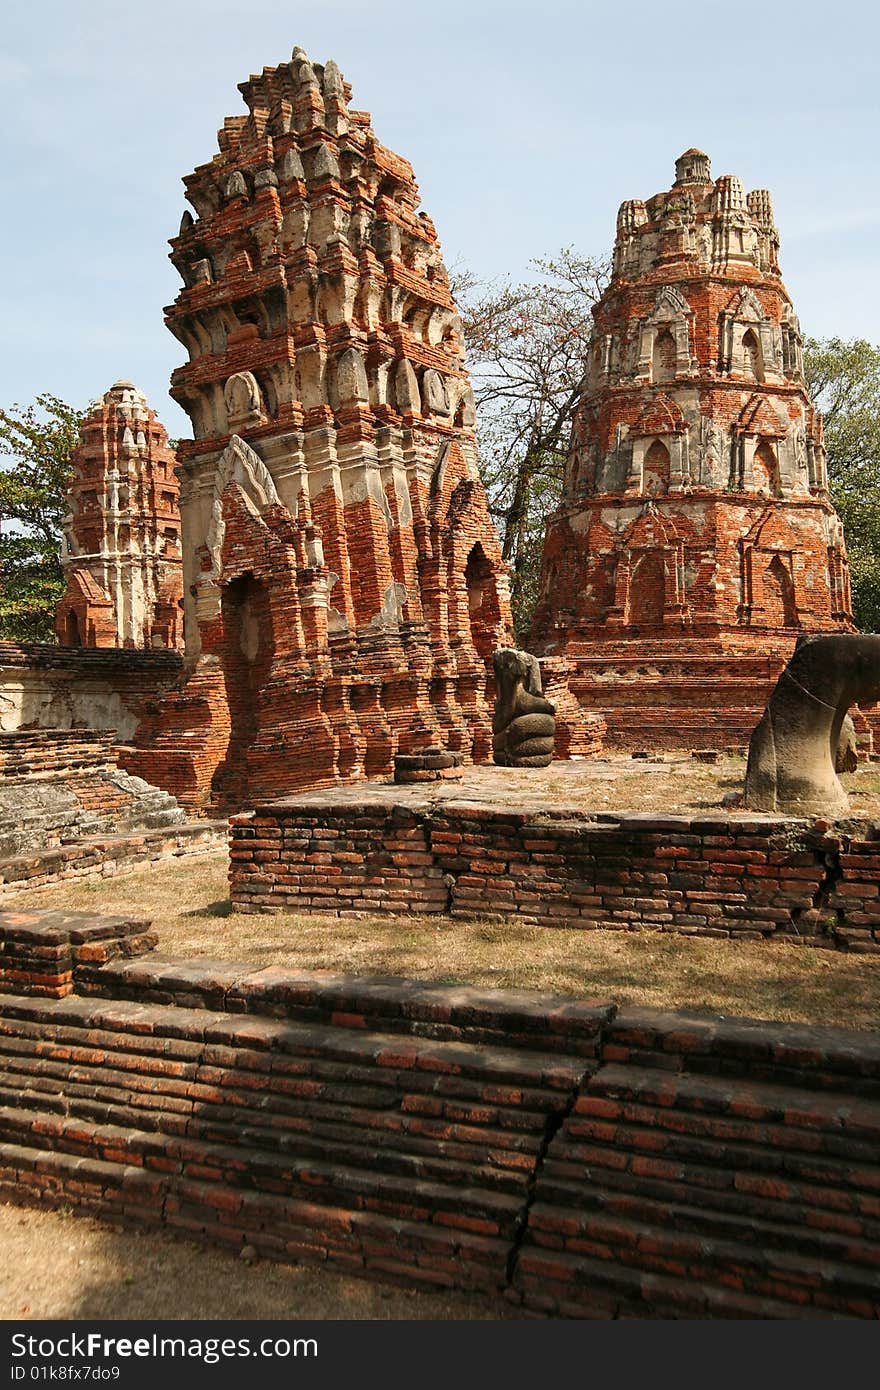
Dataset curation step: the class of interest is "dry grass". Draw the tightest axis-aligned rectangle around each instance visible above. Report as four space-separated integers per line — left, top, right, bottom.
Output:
14 848 880 1033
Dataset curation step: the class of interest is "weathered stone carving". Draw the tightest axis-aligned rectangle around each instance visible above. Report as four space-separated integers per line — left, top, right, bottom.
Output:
493 649 556 767
223 372 264 431
529 149 855 754
743 634 880 815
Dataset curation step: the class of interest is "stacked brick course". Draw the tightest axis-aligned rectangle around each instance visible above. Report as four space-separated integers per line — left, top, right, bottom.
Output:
0 909 156 998
531 150 853 749
229 786 880 950
56 382 183 651
139 46 512 811
0 910 877 1317
0 823 224 897
0 727 222 892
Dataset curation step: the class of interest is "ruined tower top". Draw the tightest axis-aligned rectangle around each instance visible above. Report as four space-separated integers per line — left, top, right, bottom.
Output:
673 148 711 186
166 43 474 456
613 150 780 285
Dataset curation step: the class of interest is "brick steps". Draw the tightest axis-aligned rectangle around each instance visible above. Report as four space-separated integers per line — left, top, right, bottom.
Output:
0 1139 507 1291
2 910 879 1318
529 1183 880 1282
514 1060 880 1316
0 1105 525 1231
520 1207 878 1317
604 1007 880 1096
0 991 589 1292
0 1069 545 1199
73 953 611 1057
513 1246 835 1320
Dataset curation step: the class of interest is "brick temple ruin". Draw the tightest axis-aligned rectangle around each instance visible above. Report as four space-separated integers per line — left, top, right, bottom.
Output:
55 381 183 651
530 149 855 749
0 60 879 1325
129 47 512 811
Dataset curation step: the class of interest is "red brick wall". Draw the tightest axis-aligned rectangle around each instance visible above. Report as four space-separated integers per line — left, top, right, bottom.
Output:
229 797 880 951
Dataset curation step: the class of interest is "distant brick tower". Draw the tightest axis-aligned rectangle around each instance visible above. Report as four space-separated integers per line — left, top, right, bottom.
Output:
530 149 853 748
131 46 512 809
56 382 183 650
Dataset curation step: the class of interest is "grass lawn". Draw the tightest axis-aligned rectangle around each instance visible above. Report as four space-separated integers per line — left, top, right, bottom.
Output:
11 847 880 1033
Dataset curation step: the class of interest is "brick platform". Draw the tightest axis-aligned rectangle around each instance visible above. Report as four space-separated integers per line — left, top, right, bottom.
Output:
228 770 880 950
0 908 877 1317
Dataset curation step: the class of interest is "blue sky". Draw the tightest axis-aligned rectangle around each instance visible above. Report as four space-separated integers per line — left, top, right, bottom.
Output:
2 0 878 437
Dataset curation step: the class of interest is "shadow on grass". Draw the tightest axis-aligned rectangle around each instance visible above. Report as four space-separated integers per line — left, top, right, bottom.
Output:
183 899 232 919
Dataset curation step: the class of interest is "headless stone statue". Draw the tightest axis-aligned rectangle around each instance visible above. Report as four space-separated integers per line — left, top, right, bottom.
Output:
493 648 556 767
743 633 880 816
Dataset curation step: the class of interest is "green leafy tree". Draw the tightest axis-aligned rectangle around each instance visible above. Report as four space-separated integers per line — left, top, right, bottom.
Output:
456 250 609 638
804 338 880 632
0 393 84 642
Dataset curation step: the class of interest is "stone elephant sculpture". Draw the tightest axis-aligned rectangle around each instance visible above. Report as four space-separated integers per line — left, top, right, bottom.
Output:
743 633 880 816
492 648 556 767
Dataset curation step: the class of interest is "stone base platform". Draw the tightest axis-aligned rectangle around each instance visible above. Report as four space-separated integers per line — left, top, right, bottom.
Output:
230 762 880 949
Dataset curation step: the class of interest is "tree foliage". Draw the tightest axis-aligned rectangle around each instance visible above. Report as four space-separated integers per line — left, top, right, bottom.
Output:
0 394 84 642
804 338 880 632
456 250 609 638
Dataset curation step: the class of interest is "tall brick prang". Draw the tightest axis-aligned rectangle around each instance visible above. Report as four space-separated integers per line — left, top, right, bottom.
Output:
135 46 512 810
530 150 853 750
56 382 183 651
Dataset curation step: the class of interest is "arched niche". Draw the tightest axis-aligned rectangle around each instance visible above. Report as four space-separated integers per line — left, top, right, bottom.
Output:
214 570 277 797
752 439 780 494
464 542 501 659
763 552 798 628
643 439 671 496
741 327 764 382
627 550 666 627
652 329 676 384
636 285 694 381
